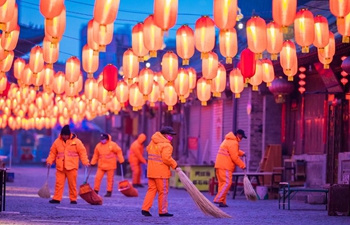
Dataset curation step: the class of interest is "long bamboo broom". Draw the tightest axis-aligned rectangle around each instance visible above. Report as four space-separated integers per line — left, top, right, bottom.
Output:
176 169 231 218
38 166 51 199
243 156 258 201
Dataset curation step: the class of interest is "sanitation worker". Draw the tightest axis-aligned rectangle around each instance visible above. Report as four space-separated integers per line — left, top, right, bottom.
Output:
46 125 90 204
129 133 147 188
141 126 180 217
213 129 247 208
91 133 125 197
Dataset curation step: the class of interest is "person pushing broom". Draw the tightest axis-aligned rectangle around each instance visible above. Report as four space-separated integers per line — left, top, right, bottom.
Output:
213 129 247 208
141 126 180 217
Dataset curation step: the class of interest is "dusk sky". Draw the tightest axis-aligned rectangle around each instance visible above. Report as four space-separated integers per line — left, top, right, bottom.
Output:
18 0 216 63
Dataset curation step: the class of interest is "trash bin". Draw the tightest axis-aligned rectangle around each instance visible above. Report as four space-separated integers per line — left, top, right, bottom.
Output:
256 186 268 200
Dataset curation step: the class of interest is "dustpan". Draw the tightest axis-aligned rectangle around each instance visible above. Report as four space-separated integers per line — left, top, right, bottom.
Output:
118 164 138 197
79 167 103 205
38 166 51 199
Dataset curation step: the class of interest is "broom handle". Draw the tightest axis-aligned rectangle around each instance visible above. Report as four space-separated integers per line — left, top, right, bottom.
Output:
85 166 93 183
243 155 247 175
46 165 50 181
120 164 124 180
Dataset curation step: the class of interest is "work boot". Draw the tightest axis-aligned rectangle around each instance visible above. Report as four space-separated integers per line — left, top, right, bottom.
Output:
218 203 228 207
159 213 173 217
49 199 60 204
141 210 152 216
94 190 98 194
104 191 112 197
70 201 77 204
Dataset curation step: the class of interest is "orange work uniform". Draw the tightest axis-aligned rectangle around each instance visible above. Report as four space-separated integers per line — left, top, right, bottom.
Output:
213 132 245 205
129 133 147 185
91 135 125 192
141 132 177 214
46 134 90 201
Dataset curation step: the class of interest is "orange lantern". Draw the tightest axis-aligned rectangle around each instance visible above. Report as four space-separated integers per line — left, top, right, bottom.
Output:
272 0 297 32
148 81 160 106
65 80 77 97
318 31 335 69
129 83 143 111
1 25 19 51
87 20 100 52
93 0 120 25
330 0 350 25
176 25 194 65
196 77 211 106
187 67 197 92
143 14 162 57
294 9 315 53
283 59 298 81
153 0 178 31
97 81 110 106
162 51 178 83
53 71 65 95
40 0 64 19
132 23 149 62
32 69 45 90
0 75 7 94
76 74 84 95
92 20 114 52
0 35 7 61
108 96 121 114
0 0 16 27
163 83 178 110
42 92 53 108
280 40 297 73
154 71 167 96
44 6 66 43
313 15 329 50
338 13 350 43
29 46 44 76
22 65 33 86
246 16 267 59
4 3 18 33
261 59 275 86
195 16 215 58
229 68 244 98
138 68 154 100
115 80 129 107
174 68 189 102
84 78 98 101
219 28 237 64
249 60 263 91
0 50 13 75
77 99 86 115
123 49 139 83
214 0 237 30
202 51 218 82
65 56 80 86
82 44 98 78
43 37 59 67
211 63 226 97
43 66 54 91
266 21 283 60
36 95 44 111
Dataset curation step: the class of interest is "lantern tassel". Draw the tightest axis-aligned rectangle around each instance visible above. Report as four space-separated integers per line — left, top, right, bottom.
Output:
168 106 173 111
342 36 350 43
150 51 157 58
182 59 189 65
302 46 309 53
99 45 106 52
150 102 155 107
138 57 144 62
288 76 294 81
226 57 232 64
201 52 209 59
270 54 278 61
235 93 241 98
132 107 138 111
87 73 94 79
252 86 258 91
323 64 329 69
201 101 207 106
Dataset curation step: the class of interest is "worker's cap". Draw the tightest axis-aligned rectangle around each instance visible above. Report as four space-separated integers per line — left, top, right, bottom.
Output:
100 133 109 140
236 129 247 139
60 125 71 136
160 126 177 135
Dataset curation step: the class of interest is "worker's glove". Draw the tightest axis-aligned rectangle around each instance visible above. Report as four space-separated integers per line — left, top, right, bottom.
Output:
243 167 247 172
46 163 51 167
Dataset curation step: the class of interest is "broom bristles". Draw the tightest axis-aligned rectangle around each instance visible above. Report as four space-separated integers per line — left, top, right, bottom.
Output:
38 181 51 199
176 170 231 218
243 175 258 201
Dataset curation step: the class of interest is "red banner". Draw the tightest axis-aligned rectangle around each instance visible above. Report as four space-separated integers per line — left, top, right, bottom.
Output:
188 137 198 150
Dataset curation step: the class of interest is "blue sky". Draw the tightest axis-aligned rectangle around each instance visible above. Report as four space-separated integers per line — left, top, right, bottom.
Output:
18 0 215 63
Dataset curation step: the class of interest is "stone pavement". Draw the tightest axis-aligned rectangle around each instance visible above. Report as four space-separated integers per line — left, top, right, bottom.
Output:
0 166 349 225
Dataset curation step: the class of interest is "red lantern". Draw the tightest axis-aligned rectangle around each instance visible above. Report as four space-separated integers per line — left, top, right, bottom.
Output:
43 37 59 66
214 0 237 30
0 75 7 94
195 16 215 58
93 0 120 25
202 51 218 82
294 9 315 53
338 13 350 43
143 14 162 57
4 3 17 33
153 0 178 31
43 66 54 91
65 56 80 86
283 60 298 81
32 69 44 90
266 21 283 60
268 77 294 103
246 16 267 58
272 0 297 31
14 58 25 82
29 46 44 75
280 40 297 72
44 6 66 43
40 0 64 19
330 0 350 25
138 68 154 99
219 28 237 64
132 23 149 62
1 25 19 51
102 64 118 93
240 48 256 82
0 0 15 26
318 31 335 69
82 44 98 78
65 80 77 97
176 25 194 65
87 20 99 52
313 15 329 50
162 51 178 83
0 50 13 73
92 20 114 52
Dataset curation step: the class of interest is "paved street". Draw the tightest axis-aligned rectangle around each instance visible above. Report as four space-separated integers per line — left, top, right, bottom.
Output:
0 166 349 225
